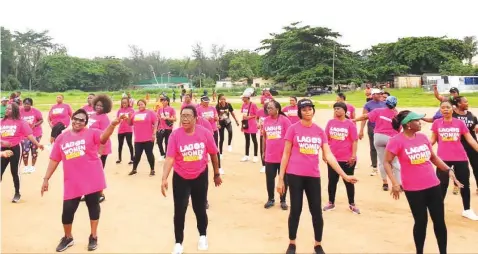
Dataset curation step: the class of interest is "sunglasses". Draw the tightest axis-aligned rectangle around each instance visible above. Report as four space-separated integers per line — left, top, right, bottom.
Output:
72 117 86 123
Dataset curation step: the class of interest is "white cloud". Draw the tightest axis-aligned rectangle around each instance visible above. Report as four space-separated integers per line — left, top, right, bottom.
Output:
2 0 477 59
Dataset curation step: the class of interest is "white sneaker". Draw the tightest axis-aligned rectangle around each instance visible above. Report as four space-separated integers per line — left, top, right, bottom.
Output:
240 156 250 162
22 166 30 174
197 235 208 251
228 145 232 152
260 166 265 173
462 209 478 220
252 157 258 163
29 166 36 173
158 156 165 162
220 153 224 158
370 168 378 176
219 168 225 175
172 243 183 254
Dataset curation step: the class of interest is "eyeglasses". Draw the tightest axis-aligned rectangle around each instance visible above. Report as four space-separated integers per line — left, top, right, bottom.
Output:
180 114 195 120
72 117 86 123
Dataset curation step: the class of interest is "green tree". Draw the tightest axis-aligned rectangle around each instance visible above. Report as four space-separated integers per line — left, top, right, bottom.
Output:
463 36 478 65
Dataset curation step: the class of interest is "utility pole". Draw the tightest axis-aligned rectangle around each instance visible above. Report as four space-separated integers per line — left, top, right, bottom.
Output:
332 44 336 88
149 65 159 84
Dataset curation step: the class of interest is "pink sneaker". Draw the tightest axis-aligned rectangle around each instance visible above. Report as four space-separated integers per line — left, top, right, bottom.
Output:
322 202 335 211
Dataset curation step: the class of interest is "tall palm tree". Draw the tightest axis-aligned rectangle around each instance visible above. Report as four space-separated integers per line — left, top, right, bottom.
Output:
463 36 478 65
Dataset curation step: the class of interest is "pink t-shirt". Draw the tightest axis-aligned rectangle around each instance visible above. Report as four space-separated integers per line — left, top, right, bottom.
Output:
257 108 267 136
325 119 358 162
196 106 218 132
346 104 355 119
241 102 259 134
157 106 176 130
88 113 112 155
283 105 300 124
0 119 33 147
285 122 327 177
431 118 469 161
48 103 73 127
117 107 135 134
82 105 95 117
196 117 213 133
261 95 274 105
263 115 291 163
20 108 43 137
132 109 157 143
50 128 107 200
166 125 219 179
367 108 399 137
386 132 440 191
181 102 196 110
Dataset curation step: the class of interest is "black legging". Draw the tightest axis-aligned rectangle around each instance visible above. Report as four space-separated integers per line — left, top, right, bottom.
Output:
465 146 478 189
117 133 134 162
213 131 221 168
100 155 108 168
436 161 470 210
62 191 101 224
260 136 265 166
157 129 173 157
367 124 377 168
244 133 258 156
404 185 447 254
287 174 323 242
132 141 155 171
1 145 21 194
327 162 356 204
173 170 208 244
265 162 287 202
218 123 233 154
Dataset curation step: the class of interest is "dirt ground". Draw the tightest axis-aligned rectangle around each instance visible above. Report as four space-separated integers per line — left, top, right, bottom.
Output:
2 106 478 253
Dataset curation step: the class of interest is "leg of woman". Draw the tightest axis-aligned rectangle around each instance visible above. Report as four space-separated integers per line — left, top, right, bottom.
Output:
453 161 471 211
84 191 101 250
340 161 357 205
125 133 134 162
10 145 22 201
130 142 144 174
157 130 166 157
277 164 288 206
251 133 258 157
368 125 378 168
213 131 221 169
31 136 41 168
466 148 478 192
374 133 389 187
226 123 233 146
244 133 251 156
325 164 340 209
164 129 172 155
304 176 324 251
260 136 265 166
436 161 452 199
426 185 448 254
21 139 30 168
1 147 11 180
287 174 304 249
265 162 276 207
57 197 81 252
117 133 125 162
190 170 209 249
173 171 192 245
218 126 225 155
144 141 155 174
99 155 107 201
404 189 429 254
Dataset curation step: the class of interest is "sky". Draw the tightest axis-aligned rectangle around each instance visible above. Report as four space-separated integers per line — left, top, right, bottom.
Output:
2 0 477 60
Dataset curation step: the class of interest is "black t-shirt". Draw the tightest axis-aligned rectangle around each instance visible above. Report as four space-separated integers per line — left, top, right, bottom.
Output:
452 111 478 149
216 103 234 123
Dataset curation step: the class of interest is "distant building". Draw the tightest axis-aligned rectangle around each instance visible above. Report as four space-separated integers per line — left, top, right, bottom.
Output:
215 77 247 88
252 77 275 88
394 75 422 88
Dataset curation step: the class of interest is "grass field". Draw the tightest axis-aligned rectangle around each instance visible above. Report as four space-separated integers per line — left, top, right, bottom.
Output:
6 88 478 111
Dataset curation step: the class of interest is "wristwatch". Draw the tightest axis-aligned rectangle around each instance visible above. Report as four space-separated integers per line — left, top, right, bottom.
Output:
214 173 220 178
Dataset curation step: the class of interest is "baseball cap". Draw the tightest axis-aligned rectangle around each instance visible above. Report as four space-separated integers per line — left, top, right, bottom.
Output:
297 99 315 109
371 88 383 95
1 97 8 102
401 112 425 125
160 96 170 102
385 96 398 108
200 96 210 102
240 91 252 98
449 87 459 94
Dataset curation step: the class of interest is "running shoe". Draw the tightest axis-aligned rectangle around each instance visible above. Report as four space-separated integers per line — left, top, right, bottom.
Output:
87 235 98 251
99 195 105 203
197 235 208 251
12 193 21 203
228 145 232 152
128 160 134 165
56 237 74 252
115 160 121 164
462 209 478 221
240 156 249 162
314 245 325 254
252 156 258 163
149 170 155 176
286 244 296 254
322 202 335 211
382 184 389 191
280 201 289 210
259 166 265 173
349 204 361 214
30 166 36 173
128 170 137 176
264 200 274 209
172 243 183 254
370 167 378 176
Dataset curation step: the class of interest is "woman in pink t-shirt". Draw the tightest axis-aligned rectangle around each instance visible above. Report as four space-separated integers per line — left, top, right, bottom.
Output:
384 110 462 254
20 98 43 174
283 96 300 124
262 100 291 210
1 103 44 203
116 98 135 165
257 105 267 172
160 105 222 254
240 93 259 162
354 96 400 191
128 99 158 176
48 94 73 145
181 94 196 110
88 94 113 203
81 93 96 117
41 108 124 252
431 100 478 220
323 102 360 214
276 99 358 254
156 96 176 160
336 93 355 119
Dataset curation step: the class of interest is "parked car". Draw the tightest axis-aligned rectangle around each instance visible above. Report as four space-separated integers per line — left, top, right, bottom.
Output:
305 86 332 97
269 87 279 96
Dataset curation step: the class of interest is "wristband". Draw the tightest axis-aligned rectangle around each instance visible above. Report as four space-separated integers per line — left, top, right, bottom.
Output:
214 173 220 178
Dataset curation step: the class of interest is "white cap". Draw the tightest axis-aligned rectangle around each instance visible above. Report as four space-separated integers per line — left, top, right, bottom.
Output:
371 89 383 95
241 91 252 98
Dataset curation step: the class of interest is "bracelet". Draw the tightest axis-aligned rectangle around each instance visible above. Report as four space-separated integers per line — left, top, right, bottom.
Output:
214 173 220 178
43 177 49 180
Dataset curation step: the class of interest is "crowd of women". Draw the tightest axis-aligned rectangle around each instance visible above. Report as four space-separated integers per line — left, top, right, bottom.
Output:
1 86 478 254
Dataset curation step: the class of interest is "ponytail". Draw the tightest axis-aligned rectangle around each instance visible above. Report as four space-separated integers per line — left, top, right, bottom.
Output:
392 110 411 131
